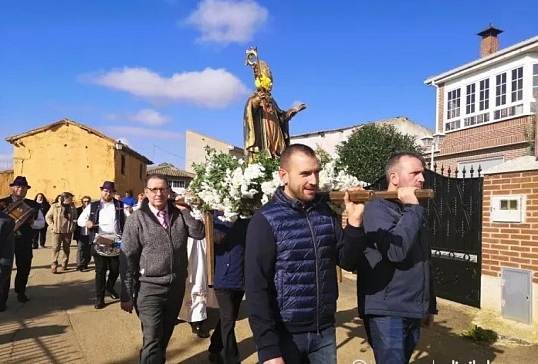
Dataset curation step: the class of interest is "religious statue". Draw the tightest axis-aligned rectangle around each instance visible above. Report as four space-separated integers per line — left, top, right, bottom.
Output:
243 47 306 161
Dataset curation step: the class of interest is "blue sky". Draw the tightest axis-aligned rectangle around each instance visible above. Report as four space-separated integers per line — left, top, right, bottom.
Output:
1 0 537 170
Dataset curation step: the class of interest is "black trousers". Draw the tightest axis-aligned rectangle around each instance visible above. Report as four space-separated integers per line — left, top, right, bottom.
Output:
136 279 185 364
209 289 245 364
32 226 47 248
92 249 119 299
0 237 33 303
76 235 91 268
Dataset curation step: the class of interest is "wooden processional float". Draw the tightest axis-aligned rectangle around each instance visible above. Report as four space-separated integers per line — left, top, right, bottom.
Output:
176 189 435 286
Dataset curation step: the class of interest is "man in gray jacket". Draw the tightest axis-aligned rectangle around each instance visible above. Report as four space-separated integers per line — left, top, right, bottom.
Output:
120 173 205 363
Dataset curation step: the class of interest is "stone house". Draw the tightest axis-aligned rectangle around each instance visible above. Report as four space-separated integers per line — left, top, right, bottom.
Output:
184 130 243 174
4 118 152 202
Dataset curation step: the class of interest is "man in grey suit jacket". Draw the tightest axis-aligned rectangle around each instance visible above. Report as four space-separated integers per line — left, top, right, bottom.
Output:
120 173 205 364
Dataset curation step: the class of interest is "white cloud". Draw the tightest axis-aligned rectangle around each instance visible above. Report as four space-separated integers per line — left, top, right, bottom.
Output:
0 153 13 170
106 126 183 140
186 0 268 44
103 113 121 121
103 109 171 126
128 109 171 126
87 67 249 108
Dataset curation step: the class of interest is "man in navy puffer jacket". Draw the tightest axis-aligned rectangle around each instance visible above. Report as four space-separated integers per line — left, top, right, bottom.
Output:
339 151 438 364
208 216 250 364
245 144 366 364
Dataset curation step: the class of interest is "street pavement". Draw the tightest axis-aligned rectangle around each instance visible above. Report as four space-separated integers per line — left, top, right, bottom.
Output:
0 241 537 364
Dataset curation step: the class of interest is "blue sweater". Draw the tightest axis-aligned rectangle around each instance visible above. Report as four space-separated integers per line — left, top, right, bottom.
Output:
213 218 249 290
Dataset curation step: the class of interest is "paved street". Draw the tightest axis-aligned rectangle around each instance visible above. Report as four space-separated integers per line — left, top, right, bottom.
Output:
0 241 537 364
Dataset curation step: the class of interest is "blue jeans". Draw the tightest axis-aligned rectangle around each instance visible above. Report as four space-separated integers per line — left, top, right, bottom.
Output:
364 315 421 364
263 325 336 364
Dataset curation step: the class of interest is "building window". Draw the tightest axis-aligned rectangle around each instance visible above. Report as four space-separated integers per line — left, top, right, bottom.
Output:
121 155 126 175
479 78 489 111
465 83 476 114
511 67 523 102
170 180 186 188
139 163 143 180
532 64 538 97
447 89 461 119
494 104 524 120
495 72 507 107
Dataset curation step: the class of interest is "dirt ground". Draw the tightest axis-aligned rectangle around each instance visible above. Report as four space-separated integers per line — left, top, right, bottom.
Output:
0 243 537 364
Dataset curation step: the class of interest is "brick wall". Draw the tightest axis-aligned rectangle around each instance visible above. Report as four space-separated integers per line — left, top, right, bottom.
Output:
435 144 530 172
482 170 538 283
440 115 533 155
436 84 445 133
480 35 500 57
0 170 14 197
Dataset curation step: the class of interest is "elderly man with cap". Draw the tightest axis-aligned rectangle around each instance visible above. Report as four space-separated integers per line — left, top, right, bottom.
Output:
77 181 129 309
0 176 45 311
45 192 78 274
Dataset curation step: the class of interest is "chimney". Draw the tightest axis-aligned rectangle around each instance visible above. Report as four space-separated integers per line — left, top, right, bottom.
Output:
477 24 503 57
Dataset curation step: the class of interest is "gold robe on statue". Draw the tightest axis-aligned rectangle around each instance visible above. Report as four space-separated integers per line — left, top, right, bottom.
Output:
243 91 291 161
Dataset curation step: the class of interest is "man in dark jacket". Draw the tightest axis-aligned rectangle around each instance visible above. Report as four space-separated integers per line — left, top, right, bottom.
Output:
245 144 366 364
0 176 45 308
208 216 249 364
120 173 205 364
74 196 92 271
0 211 15 312
77 182 127 309
339 151 437 364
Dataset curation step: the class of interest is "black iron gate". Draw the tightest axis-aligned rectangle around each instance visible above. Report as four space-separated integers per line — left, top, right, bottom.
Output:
367 165 483 308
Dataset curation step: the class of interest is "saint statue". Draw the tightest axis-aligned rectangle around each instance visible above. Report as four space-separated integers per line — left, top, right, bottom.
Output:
243 47 306 161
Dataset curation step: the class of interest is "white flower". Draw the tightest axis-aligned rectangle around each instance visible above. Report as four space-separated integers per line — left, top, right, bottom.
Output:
188 148 361 221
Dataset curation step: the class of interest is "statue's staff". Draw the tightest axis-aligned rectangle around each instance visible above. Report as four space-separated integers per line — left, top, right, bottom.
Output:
175 189 435 206
175 189 435 285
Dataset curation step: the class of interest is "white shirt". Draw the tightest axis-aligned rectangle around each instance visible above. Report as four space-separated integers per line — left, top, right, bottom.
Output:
77 200 129 235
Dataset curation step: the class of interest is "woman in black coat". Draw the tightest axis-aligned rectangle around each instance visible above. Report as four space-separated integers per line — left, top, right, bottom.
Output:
33 193 50 249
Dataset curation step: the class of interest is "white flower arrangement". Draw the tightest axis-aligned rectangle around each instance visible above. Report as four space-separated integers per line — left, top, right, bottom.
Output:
188 147 362 222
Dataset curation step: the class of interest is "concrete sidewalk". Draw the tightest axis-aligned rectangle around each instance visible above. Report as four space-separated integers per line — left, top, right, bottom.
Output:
0 242 537 364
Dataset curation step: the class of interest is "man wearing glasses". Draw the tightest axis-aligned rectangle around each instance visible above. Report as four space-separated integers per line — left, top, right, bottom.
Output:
120 173 205 364
74 196 92 272
77 181 129 309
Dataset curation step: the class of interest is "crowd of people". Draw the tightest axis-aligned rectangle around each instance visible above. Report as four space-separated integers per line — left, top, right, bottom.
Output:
0 143 437 364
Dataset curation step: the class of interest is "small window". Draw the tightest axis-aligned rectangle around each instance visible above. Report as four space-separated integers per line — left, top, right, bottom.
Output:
121 155 126 175
491 195 526 223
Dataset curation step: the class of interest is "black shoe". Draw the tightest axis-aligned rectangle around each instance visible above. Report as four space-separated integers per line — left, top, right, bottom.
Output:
17 293 29 303
106 288 119 299
94 299 105 309
76 266 84 272
191 322 210 338
40 245 46 248
32 245 38 249
0 302 6 312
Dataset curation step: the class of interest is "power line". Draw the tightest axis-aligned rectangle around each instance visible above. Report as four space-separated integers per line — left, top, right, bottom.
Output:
152 144 185 160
